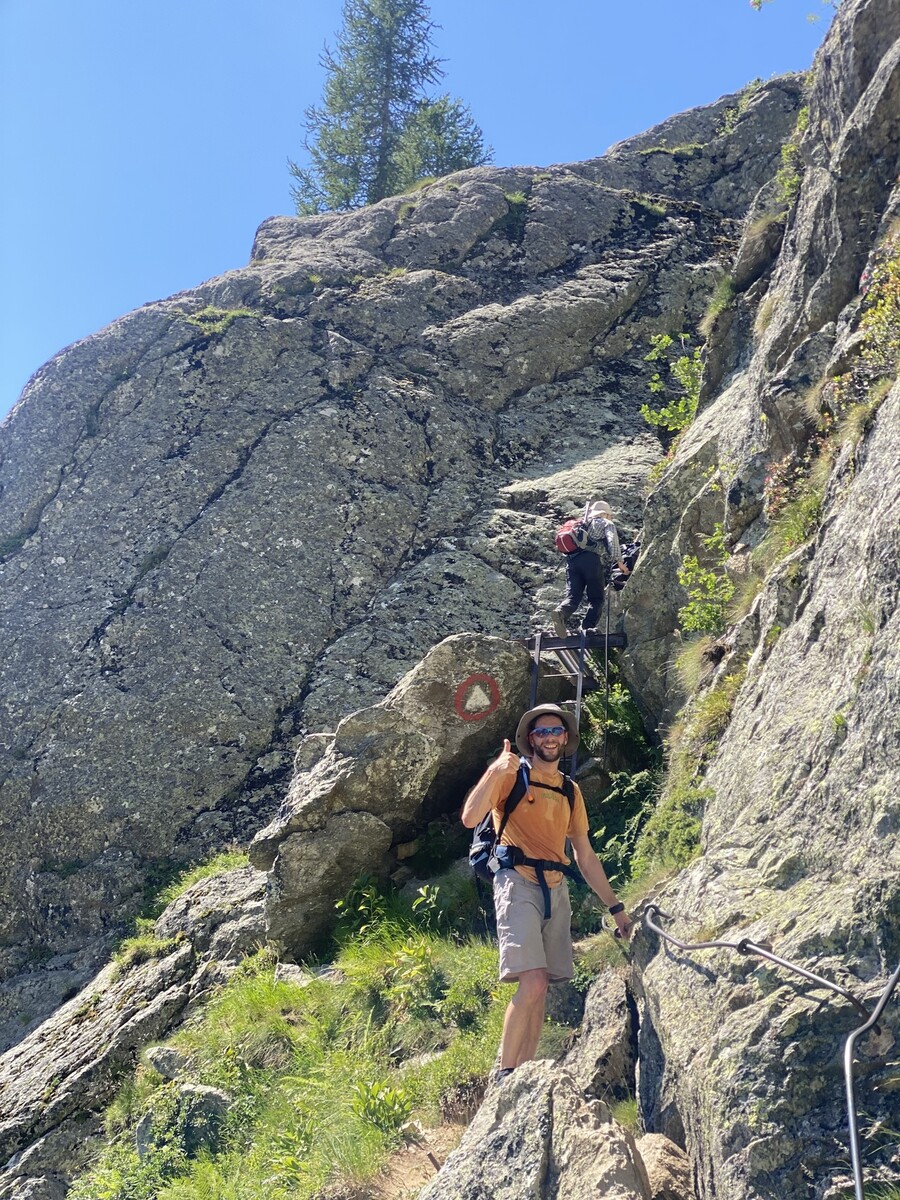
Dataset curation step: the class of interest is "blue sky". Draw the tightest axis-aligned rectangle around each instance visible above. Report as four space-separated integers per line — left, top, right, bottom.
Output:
0 0 832 420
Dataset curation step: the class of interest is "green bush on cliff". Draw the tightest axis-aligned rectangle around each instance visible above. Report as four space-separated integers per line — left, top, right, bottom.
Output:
580 667 662 889
760 234 899 570
774 106 809 209
181 306 258 338
630 665 748 880
677 524 735 635
640 333 703 434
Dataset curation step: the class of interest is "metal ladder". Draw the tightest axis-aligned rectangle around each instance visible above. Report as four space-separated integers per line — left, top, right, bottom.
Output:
521 627 627 774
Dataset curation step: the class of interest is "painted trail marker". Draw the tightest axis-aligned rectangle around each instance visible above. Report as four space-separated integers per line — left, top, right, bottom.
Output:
454 673 501 721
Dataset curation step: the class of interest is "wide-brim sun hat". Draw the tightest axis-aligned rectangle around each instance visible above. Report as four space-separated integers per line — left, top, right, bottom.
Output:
586 500 612 519
515 703 580 757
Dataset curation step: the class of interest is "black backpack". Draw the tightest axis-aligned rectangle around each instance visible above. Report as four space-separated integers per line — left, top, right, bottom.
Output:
610 538 641 590
469 758 579 918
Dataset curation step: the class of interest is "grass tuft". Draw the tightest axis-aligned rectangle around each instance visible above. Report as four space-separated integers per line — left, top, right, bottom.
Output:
754 290 780 338
699 275 736 338
610 1096 639 1131
182 306 257 338
674 636 717 695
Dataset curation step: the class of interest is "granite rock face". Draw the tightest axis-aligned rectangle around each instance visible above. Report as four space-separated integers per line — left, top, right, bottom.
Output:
621 1 900 1196
621 0 900 726
0 866 266 1199
0 69 799 1031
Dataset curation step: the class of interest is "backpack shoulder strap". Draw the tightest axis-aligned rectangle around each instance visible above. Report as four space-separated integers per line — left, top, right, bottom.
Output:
561 774 575 810
496 759 530 840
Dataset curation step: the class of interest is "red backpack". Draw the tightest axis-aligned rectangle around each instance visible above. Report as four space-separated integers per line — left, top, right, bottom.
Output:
555 518 590 554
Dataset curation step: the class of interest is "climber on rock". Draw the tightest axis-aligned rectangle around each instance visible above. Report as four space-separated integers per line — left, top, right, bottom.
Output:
552 499 629 636
461 703 632 1083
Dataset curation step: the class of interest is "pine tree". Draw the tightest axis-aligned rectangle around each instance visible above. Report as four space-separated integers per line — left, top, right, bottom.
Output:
391 94 492 192
290 0 491 214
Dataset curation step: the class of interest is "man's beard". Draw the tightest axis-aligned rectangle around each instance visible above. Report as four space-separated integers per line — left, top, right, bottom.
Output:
532 742 563 764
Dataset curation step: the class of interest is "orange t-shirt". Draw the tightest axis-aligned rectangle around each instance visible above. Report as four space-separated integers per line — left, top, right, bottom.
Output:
486 760 589 887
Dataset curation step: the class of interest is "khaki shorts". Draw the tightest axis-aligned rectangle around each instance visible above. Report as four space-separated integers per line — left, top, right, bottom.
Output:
493 868 574 983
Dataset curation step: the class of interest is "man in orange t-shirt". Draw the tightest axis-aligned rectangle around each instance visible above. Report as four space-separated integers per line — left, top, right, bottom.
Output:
461 703 631 1081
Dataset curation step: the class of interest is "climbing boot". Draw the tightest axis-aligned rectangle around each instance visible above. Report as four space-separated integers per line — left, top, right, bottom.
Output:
551 611 568 638
488 1066 516 1086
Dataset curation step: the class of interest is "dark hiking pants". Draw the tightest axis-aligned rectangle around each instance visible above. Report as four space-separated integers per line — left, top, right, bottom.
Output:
557 551 606 630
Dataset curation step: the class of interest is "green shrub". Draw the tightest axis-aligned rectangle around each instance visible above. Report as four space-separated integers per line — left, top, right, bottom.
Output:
590 770 660 889
640 333 703 434
756 231 898 575
182 306 257 338
630 663 747 883
774 107 809 209
69 1140 187 1200
677 557 735 634
677 524 735 635
717 79 763 136
630 776 707 878
579 666 662 889
858 240 900 377
582 672 652 762
350 1080 412 1136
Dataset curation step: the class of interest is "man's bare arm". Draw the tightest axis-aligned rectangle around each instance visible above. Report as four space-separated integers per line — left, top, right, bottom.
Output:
460 738 519 828
570 833 632 940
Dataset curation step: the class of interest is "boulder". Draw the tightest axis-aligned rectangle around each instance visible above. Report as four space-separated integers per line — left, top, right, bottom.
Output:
562 968 637 1101
251 633 531 959
419 1059 652 1200
636 1134 696 1200
134 1083 232 1160
144 1045 189 1081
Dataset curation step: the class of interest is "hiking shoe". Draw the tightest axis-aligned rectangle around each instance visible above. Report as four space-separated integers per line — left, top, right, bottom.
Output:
551 611 568 638
489 1067 516 1086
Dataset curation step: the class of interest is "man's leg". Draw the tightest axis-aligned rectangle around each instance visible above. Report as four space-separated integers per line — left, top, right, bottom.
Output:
581 555 606 630
499 968 550 1068
493 873 550 1070
555 555 586 629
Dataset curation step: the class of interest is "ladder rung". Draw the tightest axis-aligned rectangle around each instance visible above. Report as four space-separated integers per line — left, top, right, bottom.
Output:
520 631 627 652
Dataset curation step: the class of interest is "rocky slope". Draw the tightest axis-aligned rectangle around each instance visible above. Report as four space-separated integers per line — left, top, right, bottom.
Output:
0 61 801 1042
1 0 899 1196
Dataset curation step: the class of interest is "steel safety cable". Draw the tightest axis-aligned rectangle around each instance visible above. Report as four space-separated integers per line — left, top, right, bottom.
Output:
644 905 899 1199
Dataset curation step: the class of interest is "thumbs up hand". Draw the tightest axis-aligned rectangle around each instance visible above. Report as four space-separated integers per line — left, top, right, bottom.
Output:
491 738 520 779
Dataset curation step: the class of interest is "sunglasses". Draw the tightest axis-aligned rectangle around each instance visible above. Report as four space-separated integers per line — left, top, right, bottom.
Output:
531 725 566 738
